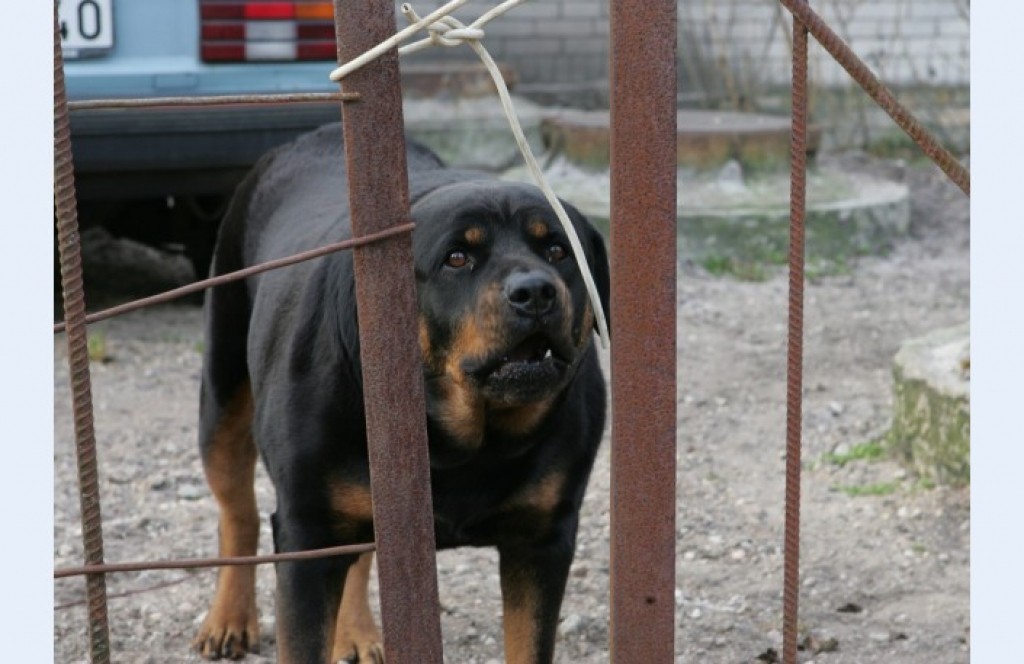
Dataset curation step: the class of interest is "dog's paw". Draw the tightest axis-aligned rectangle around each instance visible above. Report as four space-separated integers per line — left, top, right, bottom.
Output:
332 625 384 663
192 606 260 660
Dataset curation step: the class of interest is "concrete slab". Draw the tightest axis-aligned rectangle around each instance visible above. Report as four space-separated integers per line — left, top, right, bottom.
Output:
541 109 822 173
404 95 546 171
501 158 910 271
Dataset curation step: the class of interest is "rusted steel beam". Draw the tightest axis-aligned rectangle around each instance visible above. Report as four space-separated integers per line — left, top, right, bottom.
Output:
332 2 444 662
777 0 969 196
67 91 358 111
54 543 375 579
608 1 678 662
53 8 111 664
782 7 810 664
52 223 415 334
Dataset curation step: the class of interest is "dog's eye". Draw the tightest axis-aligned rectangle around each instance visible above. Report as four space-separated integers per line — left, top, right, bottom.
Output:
445 250 469 269
545 243 568 263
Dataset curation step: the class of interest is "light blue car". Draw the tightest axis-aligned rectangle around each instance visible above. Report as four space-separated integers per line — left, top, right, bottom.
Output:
62 0 346 273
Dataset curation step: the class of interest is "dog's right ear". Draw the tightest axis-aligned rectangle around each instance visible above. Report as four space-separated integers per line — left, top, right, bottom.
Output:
585 223 610 339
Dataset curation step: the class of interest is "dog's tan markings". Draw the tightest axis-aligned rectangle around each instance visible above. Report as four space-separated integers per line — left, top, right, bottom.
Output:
576 301 595 348
333 552 384 664
418 316 433 367
464 225 486 246
194 383 262 660
507 471 566 515
526 217 550 239
489 398 555 437
500 564 543 664
434 282 507 448
329 483 375 523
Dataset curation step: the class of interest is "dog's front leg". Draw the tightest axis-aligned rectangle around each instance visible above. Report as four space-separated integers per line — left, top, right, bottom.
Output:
498 536 575 664
271 511 352 664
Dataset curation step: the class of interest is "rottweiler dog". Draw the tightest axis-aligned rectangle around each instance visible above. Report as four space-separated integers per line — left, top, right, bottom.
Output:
191 122 609 663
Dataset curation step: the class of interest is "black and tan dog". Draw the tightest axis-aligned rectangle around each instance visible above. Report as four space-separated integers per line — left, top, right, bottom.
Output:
191 123 609 663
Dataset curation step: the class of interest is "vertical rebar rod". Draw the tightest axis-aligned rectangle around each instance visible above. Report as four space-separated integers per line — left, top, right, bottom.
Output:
777 0 968 196
608 0 678 661
53 8 111 663
782 5 809 663
332 2 444 662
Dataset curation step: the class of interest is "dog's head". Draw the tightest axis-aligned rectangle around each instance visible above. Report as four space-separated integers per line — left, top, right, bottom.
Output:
411 180 609 458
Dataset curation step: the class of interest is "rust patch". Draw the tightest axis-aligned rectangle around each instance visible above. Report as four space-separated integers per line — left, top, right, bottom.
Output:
526 218 550 239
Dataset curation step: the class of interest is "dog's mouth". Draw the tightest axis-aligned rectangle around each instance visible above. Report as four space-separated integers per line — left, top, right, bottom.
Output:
463 333 572 404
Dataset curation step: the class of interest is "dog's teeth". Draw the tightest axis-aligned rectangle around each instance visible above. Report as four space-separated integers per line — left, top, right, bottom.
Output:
543 349 552 360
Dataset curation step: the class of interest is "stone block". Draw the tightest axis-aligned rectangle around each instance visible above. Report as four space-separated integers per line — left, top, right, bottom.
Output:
889 323 970 485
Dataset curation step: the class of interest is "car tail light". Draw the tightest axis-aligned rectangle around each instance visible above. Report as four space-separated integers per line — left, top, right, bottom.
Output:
200 1 337 62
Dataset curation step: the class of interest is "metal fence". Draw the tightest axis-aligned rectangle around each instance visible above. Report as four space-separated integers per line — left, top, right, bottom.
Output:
53 1 967 663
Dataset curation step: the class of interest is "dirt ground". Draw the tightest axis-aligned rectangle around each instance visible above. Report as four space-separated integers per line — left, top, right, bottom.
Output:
54 153 969 663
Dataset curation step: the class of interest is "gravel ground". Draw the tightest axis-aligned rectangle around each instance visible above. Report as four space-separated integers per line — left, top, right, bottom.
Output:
54 154 969 663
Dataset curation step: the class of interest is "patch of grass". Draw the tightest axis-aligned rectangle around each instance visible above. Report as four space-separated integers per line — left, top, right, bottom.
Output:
913 477 937 491
87 332 108 363
836 482 898 497
805 256 852 283
699 255 769 282
823 440 885 467
701 255 733 277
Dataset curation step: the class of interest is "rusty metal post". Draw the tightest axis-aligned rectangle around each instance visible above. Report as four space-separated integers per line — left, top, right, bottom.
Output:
782 4 809 663
53 8 111 664
608 1 678 662
332 2 444 662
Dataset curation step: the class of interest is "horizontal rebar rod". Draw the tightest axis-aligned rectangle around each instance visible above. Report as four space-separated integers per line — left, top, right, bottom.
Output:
68 91 358 111
55 542 376 579
53 222 415 333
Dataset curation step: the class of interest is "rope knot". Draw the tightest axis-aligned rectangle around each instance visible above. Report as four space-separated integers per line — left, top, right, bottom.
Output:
422 16 485 48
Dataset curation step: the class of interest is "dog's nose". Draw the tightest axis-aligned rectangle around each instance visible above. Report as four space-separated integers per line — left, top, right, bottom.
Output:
504 271 557 317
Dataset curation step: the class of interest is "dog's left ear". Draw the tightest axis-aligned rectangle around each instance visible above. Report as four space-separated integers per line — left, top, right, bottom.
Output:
584 223 611 338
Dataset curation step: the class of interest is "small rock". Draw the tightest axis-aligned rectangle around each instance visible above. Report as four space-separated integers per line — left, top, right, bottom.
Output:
730 548 746 561
689 608 702 619
558 613 583 637
828 401 844 416
176 483 205 500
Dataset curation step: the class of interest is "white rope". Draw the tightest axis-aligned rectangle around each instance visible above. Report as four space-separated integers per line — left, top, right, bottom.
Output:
328 1 610 348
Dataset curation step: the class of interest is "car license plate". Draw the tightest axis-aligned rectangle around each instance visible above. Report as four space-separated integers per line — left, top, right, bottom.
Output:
58 0 114 57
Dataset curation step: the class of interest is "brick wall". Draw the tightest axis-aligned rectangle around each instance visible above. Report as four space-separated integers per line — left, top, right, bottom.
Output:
404 0 969 92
